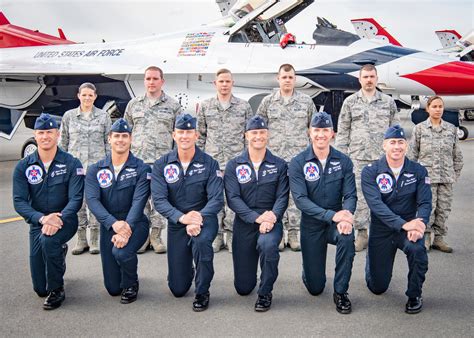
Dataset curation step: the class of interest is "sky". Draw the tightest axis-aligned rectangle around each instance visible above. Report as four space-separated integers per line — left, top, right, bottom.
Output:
2 0 473 51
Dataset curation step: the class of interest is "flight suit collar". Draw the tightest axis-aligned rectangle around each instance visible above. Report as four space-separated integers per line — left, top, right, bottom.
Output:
236 148 277 165
27 146 66 165
303 145 339 162
100 152 138 169
377 156 414 176
167 146 205 165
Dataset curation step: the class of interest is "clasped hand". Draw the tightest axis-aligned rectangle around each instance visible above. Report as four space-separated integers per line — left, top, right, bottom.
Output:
41 212 63 236
111 220 132 248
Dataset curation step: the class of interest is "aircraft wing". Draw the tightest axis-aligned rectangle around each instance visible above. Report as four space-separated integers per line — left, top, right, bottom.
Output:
351 18 402 46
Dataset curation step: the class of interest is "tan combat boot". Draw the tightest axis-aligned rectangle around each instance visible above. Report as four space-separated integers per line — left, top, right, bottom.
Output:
424 232 431 252
212 233 225 253
72 228 89 255
150 228 167 254
137 235 150 254
432 235 453 253
225 231 233 254
288 230 301 251
89 228 100 254
278 236 285 252
354 229 368 252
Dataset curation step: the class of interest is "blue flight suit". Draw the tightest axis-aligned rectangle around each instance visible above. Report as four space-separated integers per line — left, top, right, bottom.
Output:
85 152 150 296
361 156 431 298
13 148 84 295
151 146 224 297
224 149 289 296
289 145 357 295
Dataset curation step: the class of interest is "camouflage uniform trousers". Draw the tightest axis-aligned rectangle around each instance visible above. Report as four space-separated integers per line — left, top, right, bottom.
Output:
79 198 99 230
353 159 372 231
427 183 453 237
218 191 235 234
282 194 300 233
145 197 167 231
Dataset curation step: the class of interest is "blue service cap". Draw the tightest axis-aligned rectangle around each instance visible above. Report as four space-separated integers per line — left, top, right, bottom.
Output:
174 113 196 130
245 115 268 131
110 118 131 133
34 113 58 130
384 125 406 140
311 111 333 128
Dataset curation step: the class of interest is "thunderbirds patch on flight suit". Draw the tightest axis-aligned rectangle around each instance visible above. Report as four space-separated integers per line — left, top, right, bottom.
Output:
26 165 43 184
236 164 252 184
376 173 393 194
304 162 320 182
164 164 180 183
97 169 113 188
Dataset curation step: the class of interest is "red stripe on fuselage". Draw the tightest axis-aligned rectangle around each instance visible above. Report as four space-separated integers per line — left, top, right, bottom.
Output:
401 61 474 95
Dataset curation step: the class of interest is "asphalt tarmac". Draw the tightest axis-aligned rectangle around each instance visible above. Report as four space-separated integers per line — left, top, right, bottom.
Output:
1 118 473 337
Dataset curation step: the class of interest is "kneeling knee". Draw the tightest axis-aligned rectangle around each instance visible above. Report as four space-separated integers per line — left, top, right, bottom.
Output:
170 284 190 298
235 284 255 296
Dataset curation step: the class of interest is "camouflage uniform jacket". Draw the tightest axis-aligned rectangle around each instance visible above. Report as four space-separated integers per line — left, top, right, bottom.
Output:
59 106 111 170
124 92 182 164
197 95 253 169
335 90 399 161
409 118 463 183
256 90 316 162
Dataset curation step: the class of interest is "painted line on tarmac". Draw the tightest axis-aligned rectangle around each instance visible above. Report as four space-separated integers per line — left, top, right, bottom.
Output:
0 216 22 224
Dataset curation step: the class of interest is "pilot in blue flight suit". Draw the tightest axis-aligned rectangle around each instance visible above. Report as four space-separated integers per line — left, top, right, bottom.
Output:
224 116 289 312
289 112 357 314
85 118 150 304
362 125 431 314
151 113 224 312
13 113 84 310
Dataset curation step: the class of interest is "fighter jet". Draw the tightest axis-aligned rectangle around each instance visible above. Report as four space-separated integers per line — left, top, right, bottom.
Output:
2 0 474 147
351 17 473 139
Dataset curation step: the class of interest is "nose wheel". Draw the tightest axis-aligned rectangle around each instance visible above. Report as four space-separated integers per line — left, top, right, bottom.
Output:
457 126 468 140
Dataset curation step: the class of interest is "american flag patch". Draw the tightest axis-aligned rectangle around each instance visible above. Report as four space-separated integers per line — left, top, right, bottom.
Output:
216 170 223 178
425 177 431 184
147 173 152 180
76 168 85 176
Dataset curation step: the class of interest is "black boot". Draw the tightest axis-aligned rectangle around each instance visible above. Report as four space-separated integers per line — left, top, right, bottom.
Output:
120 282 139 304
255 293 273 312
333 292 352 314
193 292 210 312
405 296 423 314
43 287 65 310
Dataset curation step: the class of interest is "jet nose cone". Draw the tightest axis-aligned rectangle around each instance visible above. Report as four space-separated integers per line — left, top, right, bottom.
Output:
401 61 474 95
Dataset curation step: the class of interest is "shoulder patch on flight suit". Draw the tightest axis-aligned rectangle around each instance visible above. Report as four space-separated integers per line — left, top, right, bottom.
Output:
376 173 393 194
304 162 320 182
97 169 113 188
236 164 252 184
164 164 180 183
25 165 43 184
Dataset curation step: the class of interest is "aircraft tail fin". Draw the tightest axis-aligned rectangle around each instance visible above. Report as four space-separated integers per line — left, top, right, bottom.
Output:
0 12 75 48
0 12 11 25
351 18 402 46
435 30 461 48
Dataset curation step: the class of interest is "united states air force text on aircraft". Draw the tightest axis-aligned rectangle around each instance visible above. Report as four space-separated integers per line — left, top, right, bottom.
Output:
33 49 125 59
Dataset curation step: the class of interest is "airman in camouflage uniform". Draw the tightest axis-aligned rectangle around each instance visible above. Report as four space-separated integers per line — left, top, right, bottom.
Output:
409 96 463 252
197 68 253 253
335 64 399 252
257 64 316 251
59 82 111 255
124 66 182 253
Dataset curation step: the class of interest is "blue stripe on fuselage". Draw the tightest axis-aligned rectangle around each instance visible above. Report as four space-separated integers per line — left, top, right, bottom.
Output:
296 45 419 90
